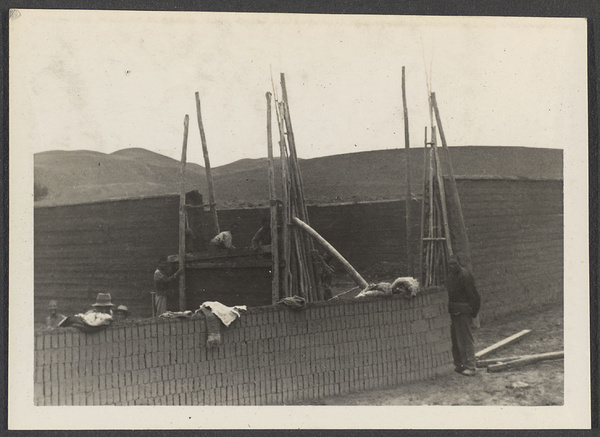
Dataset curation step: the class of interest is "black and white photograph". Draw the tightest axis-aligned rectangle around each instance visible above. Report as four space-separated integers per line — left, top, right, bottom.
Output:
8 9 590 429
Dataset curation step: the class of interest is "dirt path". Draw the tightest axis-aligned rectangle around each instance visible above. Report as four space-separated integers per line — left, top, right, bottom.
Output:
313 303 563 406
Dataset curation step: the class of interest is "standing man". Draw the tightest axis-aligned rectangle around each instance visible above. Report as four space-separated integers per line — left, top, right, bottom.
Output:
153 260 181 316
446 255 481 376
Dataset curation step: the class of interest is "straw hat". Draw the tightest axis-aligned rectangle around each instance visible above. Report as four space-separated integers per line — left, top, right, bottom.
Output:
92 293 114 307
115 305 129 314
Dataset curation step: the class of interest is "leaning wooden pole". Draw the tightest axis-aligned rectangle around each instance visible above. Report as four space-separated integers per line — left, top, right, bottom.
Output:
431 128 453 257
195 92 220 235
178 114 190 311
266 92 280 304
401 66 413 276
292 217 369 289
431 92 470 269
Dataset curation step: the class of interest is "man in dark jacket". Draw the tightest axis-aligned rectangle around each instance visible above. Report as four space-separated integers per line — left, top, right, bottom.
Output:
446 255 481 376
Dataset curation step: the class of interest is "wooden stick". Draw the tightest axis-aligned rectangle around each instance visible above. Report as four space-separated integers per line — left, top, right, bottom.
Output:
178 114 189 311
266 92 280 304
418 129 428 285
431 127 453 256
195 92 220 235
292 217 369 289
476 355 524 368
275 101 291 297
487 351 564 372
401 66 413 276
475 329 532 359
431 92 470 268
328 286 360 301
427 142 435 286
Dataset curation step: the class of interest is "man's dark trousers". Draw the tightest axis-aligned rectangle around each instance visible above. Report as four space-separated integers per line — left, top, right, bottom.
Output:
450 313 476 371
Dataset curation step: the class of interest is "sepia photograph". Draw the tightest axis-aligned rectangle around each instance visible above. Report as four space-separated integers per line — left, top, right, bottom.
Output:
8 9 590 429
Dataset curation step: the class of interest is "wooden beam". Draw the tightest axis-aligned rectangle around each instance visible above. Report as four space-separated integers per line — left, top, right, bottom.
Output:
475 329 532 359
292 217 369 289
195 92 220 235
266 92 280 304
487 351 564 372
178 114 189 311
401 66 413 276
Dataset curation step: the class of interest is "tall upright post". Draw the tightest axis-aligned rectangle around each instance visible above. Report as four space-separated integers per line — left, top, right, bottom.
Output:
419 127 428 285
431 92 471 269
195 92 220 236
275 101 291 297
178 114 189 311
401 66 413 276
266 92 280 303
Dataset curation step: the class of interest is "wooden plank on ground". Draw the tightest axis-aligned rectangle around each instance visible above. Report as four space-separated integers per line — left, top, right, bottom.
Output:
487 351 564 372
475 329 532 359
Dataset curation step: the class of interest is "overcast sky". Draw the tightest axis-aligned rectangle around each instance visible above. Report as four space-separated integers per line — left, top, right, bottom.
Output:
10 10 587 167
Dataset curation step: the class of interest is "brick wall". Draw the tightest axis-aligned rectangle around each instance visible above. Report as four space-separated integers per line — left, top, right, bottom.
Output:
34 288 451 406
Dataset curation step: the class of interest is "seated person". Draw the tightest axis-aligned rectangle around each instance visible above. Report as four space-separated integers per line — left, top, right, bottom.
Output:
113 305 129 322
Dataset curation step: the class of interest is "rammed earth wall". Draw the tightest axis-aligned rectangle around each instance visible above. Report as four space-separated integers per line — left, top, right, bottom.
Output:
34 178 563 324
34 288 450 406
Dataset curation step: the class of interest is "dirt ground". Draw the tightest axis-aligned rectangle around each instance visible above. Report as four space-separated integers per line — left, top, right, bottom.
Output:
313 302 564 406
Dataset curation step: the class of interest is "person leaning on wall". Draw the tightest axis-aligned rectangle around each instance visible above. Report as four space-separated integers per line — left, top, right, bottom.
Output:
46 300 66 329
445 254 481 376
153 260 181 316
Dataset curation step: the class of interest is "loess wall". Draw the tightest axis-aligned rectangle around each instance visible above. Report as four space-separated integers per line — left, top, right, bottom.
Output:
34 289 451 406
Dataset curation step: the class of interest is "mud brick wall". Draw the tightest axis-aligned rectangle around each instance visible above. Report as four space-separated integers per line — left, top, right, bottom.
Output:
456 179 564 322
34 288 451 406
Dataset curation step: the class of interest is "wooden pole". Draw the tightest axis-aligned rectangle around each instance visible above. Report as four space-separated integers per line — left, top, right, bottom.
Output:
487 351 564 373
195 92 220 235
475 329 532 359
401 66 413 276
431 128 453 256
418 128 428 285
431 92 470 269
292 217 369 289
275 101 291 297
266 92 280 304
178 114 189 311
476 355 525 368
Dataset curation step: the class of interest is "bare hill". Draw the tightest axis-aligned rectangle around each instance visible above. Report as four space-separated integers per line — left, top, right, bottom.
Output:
34 146 562 207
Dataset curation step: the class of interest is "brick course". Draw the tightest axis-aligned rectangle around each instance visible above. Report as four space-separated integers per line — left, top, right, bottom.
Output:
35 288 450 406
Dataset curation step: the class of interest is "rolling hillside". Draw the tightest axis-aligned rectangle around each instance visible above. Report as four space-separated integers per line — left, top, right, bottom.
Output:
34 146 563 207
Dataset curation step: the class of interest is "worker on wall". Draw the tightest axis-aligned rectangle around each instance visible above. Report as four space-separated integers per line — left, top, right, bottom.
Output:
153 260 181 316
251 216 272 253
445 255 481 376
